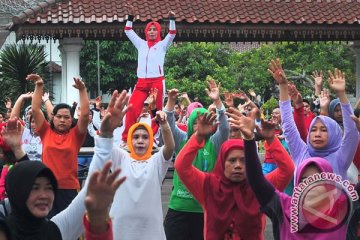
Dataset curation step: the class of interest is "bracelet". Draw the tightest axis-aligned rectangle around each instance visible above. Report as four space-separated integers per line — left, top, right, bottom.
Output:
44 99 49 103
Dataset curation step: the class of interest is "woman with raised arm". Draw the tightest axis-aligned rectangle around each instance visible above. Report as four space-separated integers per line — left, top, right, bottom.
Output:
269 59 358 181
3 159 124 240
81 87 175 239
121 7 176 143
238 107 360 239
10 92 43 161
27 74 89 217
174 108 294 239
163 79 230 240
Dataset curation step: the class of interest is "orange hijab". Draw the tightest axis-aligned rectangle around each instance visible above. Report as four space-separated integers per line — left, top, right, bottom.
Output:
127 123 154 161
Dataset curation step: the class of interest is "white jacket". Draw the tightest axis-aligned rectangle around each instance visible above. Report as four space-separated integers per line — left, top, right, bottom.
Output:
125 20 176 79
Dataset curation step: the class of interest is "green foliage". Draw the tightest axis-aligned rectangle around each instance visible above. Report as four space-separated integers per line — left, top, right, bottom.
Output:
80 41 137 98
0 43 47 114
165 42 238 105
261 97 279 119
231 42 356 101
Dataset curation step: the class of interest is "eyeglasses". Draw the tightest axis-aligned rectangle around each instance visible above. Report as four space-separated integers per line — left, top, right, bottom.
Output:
54 115 71 120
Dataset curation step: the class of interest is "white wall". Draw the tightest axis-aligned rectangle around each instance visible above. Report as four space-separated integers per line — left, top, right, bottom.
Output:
1 31 62 64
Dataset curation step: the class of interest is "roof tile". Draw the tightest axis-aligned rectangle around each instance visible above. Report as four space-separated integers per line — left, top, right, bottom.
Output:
10 0 360 25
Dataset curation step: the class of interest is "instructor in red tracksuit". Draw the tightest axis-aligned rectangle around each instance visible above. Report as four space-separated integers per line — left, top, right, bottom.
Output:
122 10 176 142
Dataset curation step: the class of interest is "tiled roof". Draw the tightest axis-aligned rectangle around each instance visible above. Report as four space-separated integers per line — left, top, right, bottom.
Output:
9 0 360 42
45 61 61 73
12 0 360 25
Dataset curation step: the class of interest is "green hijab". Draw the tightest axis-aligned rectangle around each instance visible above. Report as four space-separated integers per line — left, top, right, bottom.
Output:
169 108 218 212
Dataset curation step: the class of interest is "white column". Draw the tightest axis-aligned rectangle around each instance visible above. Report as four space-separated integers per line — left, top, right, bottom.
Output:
58 38 83 104
353 41 360 100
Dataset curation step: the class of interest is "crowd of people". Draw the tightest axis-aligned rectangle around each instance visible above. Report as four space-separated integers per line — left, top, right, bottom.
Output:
2 8 360 240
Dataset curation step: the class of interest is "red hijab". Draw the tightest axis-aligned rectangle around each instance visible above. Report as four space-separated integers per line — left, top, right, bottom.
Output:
144 21 162 48
204 139 263 239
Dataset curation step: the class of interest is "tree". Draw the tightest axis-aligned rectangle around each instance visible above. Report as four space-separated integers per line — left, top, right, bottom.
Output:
80 41 137 98
165 42 238 105
232 42 356 102
0 43 47 114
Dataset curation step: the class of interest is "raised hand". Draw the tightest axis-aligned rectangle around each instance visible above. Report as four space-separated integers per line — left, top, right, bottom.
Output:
268 58 287 85
41 92 49 102
4 98 12 110
195 112 218 141
205 79 221 102
26 74 44 85
100 90 131 137
328 68 346 93
155 111 167 125
248 89 257 98
227 107 257 140
223 92 234 108
85 161 126 233
312 70 324 88
233 90 248 100
319 89 330 110
288 83 303 108
95 96 102 109
167 89 179 103
148 88 158 108
1 117 23 150
256 119 276 141
168 11 175 18
72 77 86 91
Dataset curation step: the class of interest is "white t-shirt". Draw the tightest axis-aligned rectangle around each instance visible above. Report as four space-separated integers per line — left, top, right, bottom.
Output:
21 127 42 161
109 145 170 240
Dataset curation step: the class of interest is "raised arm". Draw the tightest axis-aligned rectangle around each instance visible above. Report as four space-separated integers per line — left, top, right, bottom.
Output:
162 11 176 50
51 90 130 240
329 69 359 171
268 59 308 165
42 92 54 120
2 118 27 161
228 108 275 206
124 6 144 49
319 89 330 116
10 92 33 119
288 83 307 141
206 79 229 151
164 88 187 151
26 74 45 131
156 111 175 160
312 70 324 97
174 112 218 205
256 119 295 191
84 161 126 239
73 77 90 134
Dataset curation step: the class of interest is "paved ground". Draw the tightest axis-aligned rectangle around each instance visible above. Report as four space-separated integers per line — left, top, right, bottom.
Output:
160 162 274 240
